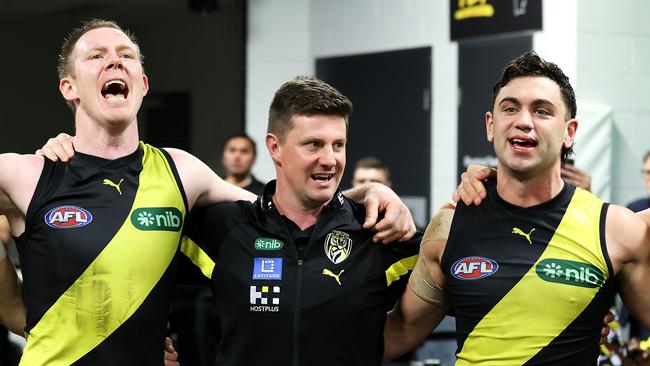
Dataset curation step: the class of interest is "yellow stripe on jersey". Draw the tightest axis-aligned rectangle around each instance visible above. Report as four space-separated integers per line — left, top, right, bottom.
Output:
21 143 186 365
386 255 418 286
457 188 607 366
181 236 216 279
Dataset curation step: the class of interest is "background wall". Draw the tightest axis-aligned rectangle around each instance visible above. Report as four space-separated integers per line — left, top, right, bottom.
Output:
247 0 457 211
248 0 650 211
0 0 245 173
246 0 312 181
577 0 650 205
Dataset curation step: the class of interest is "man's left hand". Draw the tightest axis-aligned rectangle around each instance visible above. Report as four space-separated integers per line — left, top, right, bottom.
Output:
358 183 416 244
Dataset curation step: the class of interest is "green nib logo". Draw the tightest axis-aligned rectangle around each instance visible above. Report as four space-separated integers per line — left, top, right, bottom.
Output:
131 207 182 231
255 238 284 250
536 259 604 288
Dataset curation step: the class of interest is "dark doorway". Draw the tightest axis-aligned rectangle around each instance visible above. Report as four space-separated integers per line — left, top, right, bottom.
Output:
316 47 432 227
457 34 532 178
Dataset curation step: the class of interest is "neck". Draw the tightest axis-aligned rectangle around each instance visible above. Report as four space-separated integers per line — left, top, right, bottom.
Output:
496 165 565 207
272 189 324 231
74 114 139 159
225 174 252 188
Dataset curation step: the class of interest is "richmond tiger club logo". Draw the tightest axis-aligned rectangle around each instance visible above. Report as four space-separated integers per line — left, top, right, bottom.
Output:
324 230 352 264
45 205 93 229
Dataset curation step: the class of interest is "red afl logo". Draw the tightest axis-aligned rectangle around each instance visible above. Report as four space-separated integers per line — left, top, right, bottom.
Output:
451 256 499 280
44 206 93 229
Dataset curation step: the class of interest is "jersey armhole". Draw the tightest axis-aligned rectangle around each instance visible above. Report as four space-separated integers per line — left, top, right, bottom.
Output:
19 159 58 241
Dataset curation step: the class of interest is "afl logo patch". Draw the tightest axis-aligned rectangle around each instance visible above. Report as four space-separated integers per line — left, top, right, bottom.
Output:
451 256 498 280
44 205 93 229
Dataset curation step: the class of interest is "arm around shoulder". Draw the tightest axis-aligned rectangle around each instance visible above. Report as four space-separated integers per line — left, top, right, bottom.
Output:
383 207 454 360
164 148 256 210
608 205 650 330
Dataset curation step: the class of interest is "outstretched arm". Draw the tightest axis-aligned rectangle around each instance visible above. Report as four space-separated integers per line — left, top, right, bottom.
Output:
609 205 650 329
164 148 256 210
37 135 417 242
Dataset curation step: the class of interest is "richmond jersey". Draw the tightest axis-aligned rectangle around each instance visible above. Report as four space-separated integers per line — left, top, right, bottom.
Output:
16 143 187 365
441 184 615 366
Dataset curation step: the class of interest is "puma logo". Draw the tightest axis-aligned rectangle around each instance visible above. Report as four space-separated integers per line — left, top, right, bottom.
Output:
103 178 124 195
512 227 535 244
322 268 344 286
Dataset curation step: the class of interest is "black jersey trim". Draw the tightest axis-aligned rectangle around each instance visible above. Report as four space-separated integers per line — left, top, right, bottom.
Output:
159 147 189 214
599 203 613 277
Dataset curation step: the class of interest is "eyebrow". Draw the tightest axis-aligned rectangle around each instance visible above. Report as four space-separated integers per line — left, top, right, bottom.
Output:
84 44 137 54
498 97 556 108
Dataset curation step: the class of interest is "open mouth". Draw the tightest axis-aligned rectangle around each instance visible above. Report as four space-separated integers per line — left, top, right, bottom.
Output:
101 79 129 100
311 174 334 182
509 138 537 149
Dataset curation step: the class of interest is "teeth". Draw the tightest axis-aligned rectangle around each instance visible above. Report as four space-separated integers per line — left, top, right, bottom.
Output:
103 80 125 89
312 174 333 181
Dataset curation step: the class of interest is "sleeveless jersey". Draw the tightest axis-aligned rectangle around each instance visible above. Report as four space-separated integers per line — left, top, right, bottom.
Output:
16 142 187 365
441 184 615 366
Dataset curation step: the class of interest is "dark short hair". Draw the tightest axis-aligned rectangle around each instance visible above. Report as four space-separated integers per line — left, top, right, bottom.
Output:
644 150 650 163
492 51 576 162
58 19 143 112
268 76 353 141
354 156 390 179
223 133 257 156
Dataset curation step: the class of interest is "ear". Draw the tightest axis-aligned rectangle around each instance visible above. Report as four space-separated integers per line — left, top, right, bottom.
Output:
485 111 494 142
265 133 282 166
142 74 149 96
563 118 578 150
59 77 78 103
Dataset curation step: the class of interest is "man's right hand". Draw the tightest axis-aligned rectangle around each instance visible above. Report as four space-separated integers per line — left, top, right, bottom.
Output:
453 165 495 206
163 337 180 366
35 133 75 162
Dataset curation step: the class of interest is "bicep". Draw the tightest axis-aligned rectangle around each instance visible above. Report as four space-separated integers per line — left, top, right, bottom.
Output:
165 148 256 209
609 205 650 328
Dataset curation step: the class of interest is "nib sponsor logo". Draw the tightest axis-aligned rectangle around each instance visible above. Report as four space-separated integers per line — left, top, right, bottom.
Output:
45 206 93 229
254 238 284 250
451 256 499 280
536 259 605 288
131 207 182 231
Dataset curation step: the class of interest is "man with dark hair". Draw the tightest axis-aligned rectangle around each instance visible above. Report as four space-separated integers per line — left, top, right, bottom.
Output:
221 133 265 195
384 51 650 365
352 156 392 188
176 76 421 365
0 20 414 365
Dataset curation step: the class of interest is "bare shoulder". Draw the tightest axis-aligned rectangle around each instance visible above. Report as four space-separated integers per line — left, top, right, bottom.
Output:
0 153 43 171
0 153 44 224
421 204 456 262
606 204 650 272
0 153 44 192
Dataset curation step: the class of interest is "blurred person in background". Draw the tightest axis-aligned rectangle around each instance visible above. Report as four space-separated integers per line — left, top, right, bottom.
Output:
221 133 265 195
352 156 392 188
